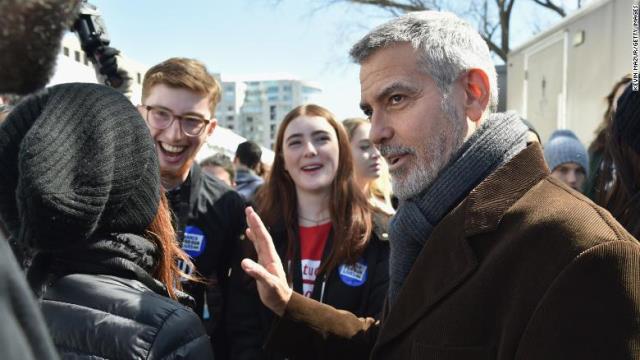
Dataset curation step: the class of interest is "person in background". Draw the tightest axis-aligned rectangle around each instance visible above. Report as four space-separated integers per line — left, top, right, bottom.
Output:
202 153 236 187
0 83 213 359
0 94 21 124
0 1 81 359
520 117 541 144
584 74 632 199
234 140 265 202
343 118 395 215
140 57 246 360
543 129 589 192
595 85 640 238
240 11 640 359
228 104 389 360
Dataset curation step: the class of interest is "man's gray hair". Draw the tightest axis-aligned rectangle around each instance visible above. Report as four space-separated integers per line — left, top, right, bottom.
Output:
350 11 498 110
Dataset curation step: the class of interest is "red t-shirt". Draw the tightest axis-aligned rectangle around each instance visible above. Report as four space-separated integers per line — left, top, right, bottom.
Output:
299 222 332 297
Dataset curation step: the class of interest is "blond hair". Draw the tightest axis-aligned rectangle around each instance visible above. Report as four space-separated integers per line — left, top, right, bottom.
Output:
343 118 395 215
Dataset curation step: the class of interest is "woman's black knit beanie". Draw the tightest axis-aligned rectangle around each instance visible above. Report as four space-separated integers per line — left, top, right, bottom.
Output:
0 83 160 252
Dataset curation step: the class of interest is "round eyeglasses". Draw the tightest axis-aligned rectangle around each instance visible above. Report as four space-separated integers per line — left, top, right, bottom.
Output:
142 105 211 137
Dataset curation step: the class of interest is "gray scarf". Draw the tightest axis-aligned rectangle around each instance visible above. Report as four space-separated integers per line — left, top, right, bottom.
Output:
388 112 528 304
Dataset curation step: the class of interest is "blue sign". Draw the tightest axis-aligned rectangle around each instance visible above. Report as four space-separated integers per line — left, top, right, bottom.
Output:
182 225 207 258
338 258 368 287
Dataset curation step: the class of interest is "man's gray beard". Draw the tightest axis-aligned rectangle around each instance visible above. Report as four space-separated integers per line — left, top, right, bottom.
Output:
390 97 466 200
0 0 80 94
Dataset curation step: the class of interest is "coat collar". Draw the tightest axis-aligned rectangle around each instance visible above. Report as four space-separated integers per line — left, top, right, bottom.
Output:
374 143 549 350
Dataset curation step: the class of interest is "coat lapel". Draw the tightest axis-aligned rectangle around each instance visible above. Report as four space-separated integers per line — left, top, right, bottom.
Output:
374 143 549 350
374 199 477 349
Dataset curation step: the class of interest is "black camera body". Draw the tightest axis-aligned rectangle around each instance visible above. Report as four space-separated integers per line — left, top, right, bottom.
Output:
72 1 122 87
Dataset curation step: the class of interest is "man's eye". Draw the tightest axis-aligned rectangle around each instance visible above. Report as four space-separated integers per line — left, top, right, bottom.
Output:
153 109 171 119
390 94 404 104
362 108 372 118
360 145 370 151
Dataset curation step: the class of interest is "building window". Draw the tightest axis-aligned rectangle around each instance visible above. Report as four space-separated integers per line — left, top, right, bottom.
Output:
63 47 69 56
270 105 276 121
137 73 142 84
228 106 234 111
74 51 81 62
229 124 234 130
247 117 253 123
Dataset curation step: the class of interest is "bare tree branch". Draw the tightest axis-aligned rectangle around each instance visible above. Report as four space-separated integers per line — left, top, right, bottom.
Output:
316 0 575 61
341 0 431 13
531 0 566 17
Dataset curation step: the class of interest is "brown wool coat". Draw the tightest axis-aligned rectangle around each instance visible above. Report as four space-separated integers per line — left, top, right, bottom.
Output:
265 143 640 360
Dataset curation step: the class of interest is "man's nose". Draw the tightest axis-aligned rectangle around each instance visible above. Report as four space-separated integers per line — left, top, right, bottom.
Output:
165 118 184 139
370 113 392 145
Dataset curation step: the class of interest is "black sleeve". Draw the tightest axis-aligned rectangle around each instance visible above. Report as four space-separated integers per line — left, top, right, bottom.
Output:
149 306 214 359
226 239 268 360
365 239 389 318
0 240 59 360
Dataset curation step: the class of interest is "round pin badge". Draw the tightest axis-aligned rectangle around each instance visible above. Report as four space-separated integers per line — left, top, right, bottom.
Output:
338 258 368 287
182 225 207 258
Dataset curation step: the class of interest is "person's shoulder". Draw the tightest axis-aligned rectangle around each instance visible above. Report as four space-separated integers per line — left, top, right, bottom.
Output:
147 300 212 359
42 274 210 359
44 274 191 320
197 169 245 205
513 174 638 247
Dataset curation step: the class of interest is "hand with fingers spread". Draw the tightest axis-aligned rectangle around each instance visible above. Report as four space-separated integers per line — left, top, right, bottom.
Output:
241 207 292 316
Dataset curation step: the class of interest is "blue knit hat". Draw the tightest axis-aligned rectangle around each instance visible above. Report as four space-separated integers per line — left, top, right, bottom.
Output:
544 129 589 176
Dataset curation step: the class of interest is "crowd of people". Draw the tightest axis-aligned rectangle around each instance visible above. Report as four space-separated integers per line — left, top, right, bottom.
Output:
0 1 639 359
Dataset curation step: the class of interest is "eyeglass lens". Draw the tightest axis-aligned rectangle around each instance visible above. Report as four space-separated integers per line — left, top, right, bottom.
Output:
148 108 206 136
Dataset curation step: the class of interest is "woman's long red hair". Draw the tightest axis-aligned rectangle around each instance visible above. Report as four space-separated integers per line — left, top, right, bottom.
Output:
254 104 373 274
145 192 195 300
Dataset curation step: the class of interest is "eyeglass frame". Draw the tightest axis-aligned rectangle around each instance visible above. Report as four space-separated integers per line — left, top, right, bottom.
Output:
140 104 212 137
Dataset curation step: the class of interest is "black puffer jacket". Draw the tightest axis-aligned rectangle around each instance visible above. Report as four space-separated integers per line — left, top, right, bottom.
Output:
38 234 214 360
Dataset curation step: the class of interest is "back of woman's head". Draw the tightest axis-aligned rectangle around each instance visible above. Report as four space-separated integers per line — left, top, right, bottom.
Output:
602 85 640 237
589 75 632 154
255 104 373 271
0 83 161 250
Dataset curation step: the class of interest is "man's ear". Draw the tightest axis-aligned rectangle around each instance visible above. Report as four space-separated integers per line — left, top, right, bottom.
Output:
206 118 218 137
462 68 490 123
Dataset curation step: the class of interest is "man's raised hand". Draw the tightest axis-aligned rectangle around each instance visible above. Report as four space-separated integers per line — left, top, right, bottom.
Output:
241 207 292 316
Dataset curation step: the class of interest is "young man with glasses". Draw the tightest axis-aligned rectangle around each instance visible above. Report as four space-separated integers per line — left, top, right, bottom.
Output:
139 57 246 360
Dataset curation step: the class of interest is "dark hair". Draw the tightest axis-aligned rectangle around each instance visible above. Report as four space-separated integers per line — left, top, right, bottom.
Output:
236 141 262 170
201 153 235 181
589 75 632 155
596 86 640 238
254 104 373 274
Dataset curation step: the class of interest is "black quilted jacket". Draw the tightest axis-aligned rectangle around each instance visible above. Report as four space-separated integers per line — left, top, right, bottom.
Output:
37 233 215 360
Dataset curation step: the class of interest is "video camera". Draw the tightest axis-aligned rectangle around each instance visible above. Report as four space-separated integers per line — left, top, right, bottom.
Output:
72 1 123 88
